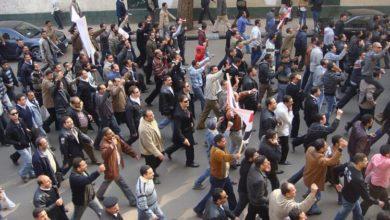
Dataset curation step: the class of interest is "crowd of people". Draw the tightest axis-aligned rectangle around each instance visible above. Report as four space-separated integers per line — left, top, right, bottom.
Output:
0 0 390 219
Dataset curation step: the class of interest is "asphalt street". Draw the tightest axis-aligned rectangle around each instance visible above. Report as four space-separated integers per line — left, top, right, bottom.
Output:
0 38 389 220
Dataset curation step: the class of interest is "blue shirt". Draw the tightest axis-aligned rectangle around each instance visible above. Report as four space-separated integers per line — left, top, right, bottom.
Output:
237 16 251 34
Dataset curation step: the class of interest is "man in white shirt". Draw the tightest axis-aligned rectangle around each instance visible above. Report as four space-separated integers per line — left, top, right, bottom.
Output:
323 23 335 53
250 19 262 66
274 95 294 165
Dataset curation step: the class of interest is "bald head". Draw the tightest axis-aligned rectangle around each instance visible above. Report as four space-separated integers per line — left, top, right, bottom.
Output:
37 175 52 189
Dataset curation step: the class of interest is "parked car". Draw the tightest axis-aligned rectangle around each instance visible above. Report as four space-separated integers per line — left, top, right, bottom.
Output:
319 9 387 38
0 20 68 61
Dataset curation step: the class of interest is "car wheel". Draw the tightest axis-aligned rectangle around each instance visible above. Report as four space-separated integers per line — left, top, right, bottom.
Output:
31 47 42 62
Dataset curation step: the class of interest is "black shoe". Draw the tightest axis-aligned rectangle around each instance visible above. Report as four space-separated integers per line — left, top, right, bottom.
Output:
43 125 51 133
50 147 56 151
97 196 104 201
146 81 154 85
186 163 200 168
345 123 351 132
129 200 137 207
165 152 172 160
193 208 203 218
276 170 284 174
10 155 19 165
146 102 153 107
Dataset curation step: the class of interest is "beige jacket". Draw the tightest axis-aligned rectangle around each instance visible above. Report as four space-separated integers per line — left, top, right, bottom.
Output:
138 118 164 157
269 189 316 220
42 78 55 108
159 9 176 29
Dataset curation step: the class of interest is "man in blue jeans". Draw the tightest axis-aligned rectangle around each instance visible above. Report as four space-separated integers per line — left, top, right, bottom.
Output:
193 134 241 217
334 153 385 220
310 0 323 32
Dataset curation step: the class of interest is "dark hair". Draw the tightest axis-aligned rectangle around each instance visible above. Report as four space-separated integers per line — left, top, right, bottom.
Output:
0 60 8 66
315 39 323 47
255 19 260 25
331 134 343 146
289 73 299 81
163 75 171 82
280 182 291 195
264 53 272 61
320 59 327 66
97 84 106 91
129 85 139 95
265 97 274 107
247 67 255 74
201 22 207 30
313 113 325 122
352 153 367 164
265 129 277 140
162 2 167 7
301 25 308 31
178 94 188 103
140 165 151 176
244 148 257 159
214 134 225 145
45 20 51 25
283 95 292 103
32 207 45 218
15 93 26 102
191 60 197 66
313 139 326 151
380 144 390 156
310 86 320 95
361 114 373 126
212 188 224 202
288 207 303 220
254 155 266 168
72 157 84 170
61 115 72 126
340 12 348 18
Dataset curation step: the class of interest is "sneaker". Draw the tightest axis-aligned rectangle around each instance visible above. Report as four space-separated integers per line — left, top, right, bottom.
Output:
22 176 29 183
192 184 206 190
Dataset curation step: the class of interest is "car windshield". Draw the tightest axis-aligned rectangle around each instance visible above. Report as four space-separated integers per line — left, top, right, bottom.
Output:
14 22 41 38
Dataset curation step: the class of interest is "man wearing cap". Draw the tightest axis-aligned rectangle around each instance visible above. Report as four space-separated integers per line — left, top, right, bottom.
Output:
100 196 123 220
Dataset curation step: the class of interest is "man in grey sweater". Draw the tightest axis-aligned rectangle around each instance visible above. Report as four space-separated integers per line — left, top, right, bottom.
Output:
136 165 165 220
361 42 389 98
246 155 271 220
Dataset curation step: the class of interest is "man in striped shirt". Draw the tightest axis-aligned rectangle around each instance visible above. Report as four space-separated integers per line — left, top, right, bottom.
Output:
136 165 165 220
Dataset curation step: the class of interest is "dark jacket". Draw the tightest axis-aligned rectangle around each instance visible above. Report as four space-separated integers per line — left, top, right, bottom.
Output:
5 120 33 150
59 127 92 164
20 61 34 83
32 149 61 186
237 158 253 194
95 91 114 119
170 62 186 93
347 121 381 157
258 61 275 84
116 0 127 18
77 80 97 112
66 105 92 129
159 86 176 116
286 82 304 111
241 75 259 111
303 95 319 126
125 98 142 136
304 119 340 148
15 105 34 129
203 200 235 220
173 106 194 145
258 136 281 173
33 187 68 220
100 211 123 220
294 30 307 51
323 70 346 95
176 91 195 117
53 89 70 116
69 170 100 206
247 165 269 206
334 20 345 37
258 108 277 139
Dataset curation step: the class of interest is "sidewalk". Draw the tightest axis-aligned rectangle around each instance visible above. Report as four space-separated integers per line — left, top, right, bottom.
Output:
63 17 316 41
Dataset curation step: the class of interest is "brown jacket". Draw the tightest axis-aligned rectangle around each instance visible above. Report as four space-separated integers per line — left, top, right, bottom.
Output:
303 146 342 191
111 85 126 113
71 32 83 54
210 146 234 179
42 78 55 108
100 135 137 180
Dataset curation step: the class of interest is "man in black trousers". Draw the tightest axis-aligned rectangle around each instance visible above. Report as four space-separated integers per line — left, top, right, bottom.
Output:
199 0 215 25
286 73 304 138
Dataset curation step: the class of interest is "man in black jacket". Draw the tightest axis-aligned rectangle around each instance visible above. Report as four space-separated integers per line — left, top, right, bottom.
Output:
158 76 175 132
125 86 142 145
32 137 62 187
334 13 348 37
70 158 105 220
258 54 275 106
246 155 271 220
241 67 259 112
286 73 304 138
59 116 97 175
334 153 385 220
165 95 199 167
234 148 258 217
203 188 236 220
67 96 93 134
77 70 98 125
303 86 321 127
258 97 277 139
33 175 68 220
5 108 35 182
199 0 215 25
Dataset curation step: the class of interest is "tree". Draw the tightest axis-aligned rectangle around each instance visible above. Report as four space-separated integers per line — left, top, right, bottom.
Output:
177 0 194 30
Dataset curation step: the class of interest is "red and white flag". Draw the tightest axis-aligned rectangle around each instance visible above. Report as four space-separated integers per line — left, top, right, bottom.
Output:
225 73 254 133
